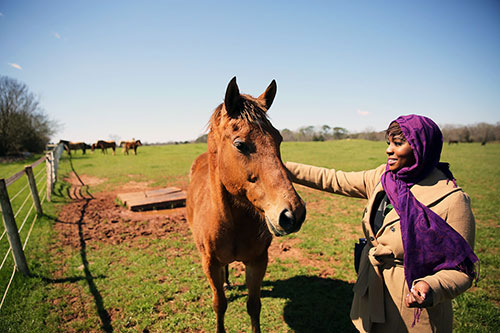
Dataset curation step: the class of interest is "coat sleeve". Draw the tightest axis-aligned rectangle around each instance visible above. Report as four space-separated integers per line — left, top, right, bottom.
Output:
414 191 476 305
285 162 386 199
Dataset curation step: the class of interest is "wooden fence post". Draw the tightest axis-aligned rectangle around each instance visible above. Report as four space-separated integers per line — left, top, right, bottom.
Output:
24 166 43 215
0 179 30 276
51 150 57 186
45 152 53 202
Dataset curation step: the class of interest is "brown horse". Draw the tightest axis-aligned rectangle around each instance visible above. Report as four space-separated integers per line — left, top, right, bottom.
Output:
120 139 142 155
59 140 91 155
186 77 306 333
91 140 116 155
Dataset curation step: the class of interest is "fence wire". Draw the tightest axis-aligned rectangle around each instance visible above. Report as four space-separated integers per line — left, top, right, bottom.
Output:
0 182 48 311
8 183 29 203
0 153 53 311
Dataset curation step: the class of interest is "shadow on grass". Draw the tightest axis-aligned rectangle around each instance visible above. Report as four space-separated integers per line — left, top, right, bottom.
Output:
228 275 356 332
47 155 112 332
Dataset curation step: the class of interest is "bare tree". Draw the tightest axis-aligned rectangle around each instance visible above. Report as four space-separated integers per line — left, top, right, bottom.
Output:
0 76 58 156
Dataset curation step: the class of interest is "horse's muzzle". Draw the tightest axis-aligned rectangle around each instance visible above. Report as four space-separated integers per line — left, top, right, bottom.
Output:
266 207 306 237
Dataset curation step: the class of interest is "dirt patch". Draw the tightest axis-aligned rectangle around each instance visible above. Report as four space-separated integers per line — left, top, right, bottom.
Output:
55 194 189 249
65 173 106 186
120 180 154 191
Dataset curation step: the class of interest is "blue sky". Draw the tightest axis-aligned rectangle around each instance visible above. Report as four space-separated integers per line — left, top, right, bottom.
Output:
1 1 499 143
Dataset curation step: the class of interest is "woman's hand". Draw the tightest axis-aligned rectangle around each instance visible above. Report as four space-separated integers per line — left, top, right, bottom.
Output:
405 281 433 308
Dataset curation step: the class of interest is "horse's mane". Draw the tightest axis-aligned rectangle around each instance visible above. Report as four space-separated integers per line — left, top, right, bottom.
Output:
209 95 272 133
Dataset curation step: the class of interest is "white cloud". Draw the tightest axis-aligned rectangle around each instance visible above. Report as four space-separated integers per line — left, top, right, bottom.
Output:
8 63 23 70
357 109 370 116
54 32 61 39
0 12 4 17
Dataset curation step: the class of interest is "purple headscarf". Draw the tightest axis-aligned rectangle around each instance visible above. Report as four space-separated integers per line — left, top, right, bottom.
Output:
380 115 479 296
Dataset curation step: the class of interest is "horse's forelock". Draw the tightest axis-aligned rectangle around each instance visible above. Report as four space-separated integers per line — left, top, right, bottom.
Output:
209 97 272 134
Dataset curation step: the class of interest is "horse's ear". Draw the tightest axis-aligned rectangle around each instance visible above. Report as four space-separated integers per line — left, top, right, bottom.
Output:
258 79 277 110
224 76 241 117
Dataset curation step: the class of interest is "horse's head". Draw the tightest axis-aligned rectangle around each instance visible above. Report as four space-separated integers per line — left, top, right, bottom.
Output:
208 77 306 236
136 140 142 146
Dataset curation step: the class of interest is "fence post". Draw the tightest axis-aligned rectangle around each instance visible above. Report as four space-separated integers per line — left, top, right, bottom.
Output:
0 179 30 276
25 166 43 215
45 152 53 202
51 150 57 185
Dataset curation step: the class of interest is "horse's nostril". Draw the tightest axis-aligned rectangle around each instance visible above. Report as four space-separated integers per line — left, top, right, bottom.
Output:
278 209 295 232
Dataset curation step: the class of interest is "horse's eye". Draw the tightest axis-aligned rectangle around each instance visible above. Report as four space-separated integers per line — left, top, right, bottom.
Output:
233 140 250 154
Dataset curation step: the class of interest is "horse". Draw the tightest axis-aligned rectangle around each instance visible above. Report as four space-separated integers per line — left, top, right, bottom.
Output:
91 140 116 155
448 140 459 145
186 77 306 333
120 139 142 155
59 140 90 155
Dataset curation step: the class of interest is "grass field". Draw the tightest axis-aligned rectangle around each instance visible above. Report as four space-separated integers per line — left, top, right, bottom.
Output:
0 140 499 332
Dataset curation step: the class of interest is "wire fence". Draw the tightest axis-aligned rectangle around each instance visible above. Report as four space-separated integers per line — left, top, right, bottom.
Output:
0 143 65 310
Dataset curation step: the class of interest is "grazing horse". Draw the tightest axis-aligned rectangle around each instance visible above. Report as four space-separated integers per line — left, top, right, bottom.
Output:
186 77 306 333
59 140 90 155
120 139 142 155
448 140 459 145
91 140 116 155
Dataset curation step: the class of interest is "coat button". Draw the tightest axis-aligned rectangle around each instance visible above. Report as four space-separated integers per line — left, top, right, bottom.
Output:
390 227 396 232
369 236 375 241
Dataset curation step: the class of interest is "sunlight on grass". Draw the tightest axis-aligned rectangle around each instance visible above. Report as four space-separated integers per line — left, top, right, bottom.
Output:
0 141 498 332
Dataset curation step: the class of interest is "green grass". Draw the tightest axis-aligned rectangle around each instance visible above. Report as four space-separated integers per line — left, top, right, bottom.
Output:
0 141 498 332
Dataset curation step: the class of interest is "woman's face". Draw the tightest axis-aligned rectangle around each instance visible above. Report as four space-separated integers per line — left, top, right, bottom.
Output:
386 135 416 172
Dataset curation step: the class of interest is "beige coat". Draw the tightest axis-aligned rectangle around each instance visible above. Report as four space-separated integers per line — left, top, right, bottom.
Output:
286 162 476 333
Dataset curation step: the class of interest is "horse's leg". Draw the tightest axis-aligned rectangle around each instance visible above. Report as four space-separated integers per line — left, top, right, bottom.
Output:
202 256 227 333
223 264 231 289
245 251 268 333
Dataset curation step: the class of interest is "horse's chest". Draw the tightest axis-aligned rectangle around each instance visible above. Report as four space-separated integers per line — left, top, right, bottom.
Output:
213 221 271 264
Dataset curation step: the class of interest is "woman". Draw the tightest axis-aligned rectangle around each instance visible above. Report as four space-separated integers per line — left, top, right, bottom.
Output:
285 115 478 332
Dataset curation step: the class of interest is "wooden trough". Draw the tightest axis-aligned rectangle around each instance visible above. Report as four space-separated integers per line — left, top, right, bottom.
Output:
117 187 187 212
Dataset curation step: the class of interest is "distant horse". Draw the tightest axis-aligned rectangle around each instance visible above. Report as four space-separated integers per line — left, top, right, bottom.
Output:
186 77 306 333
59 140 90 155
448 140 459 145
120 140 142 155
91 140 116 155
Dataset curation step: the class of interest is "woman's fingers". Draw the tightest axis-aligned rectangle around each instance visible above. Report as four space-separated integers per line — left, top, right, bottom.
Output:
406 282 433 308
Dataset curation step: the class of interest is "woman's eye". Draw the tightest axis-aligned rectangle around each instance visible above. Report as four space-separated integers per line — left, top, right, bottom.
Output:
392 140 404 147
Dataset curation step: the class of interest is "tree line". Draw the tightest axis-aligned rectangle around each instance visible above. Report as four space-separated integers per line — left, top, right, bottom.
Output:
278 123 500 143
0 76 58 157
195 122 499 144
